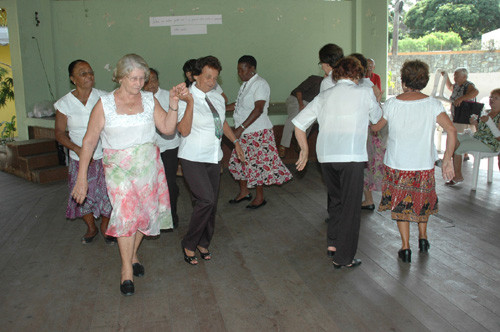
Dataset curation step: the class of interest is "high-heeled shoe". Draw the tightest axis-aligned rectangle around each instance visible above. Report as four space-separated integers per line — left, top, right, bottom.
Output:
398 249 411 263
81 230 98 244
197 246 212 260
419 239 430 253
181 244 198 265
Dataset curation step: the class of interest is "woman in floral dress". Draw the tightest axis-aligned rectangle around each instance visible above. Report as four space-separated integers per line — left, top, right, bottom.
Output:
72 54 188 296
227 55 292 209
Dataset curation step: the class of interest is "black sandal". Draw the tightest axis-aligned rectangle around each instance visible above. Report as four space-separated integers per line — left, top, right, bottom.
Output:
181 244 198 265
197 247 212 260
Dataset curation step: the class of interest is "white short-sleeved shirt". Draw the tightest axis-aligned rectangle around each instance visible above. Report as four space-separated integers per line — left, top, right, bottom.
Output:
213 83 224 95
383 97 445 171
54 88 107 161
154 88 180 152
292 79 382 163
177 83 226 164
100 91 156 150
359 78 374 88
320 71 336 92
233 74 273 134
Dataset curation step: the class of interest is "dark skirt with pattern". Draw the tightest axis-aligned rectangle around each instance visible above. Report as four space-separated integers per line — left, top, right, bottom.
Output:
66 158 112 219
378 165 438 223
229 128 292 188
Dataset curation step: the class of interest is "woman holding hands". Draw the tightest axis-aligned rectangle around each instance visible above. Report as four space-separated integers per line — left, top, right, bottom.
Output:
72 54 187 296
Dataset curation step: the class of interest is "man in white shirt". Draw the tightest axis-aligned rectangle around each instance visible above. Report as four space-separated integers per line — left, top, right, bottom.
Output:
319 43 344 92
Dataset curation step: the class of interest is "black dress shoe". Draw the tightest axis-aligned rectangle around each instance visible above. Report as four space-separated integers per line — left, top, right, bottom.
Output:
132 263 145 277
332 258 362 269
104 236 117 245
398 249 412 263
81 231 98 244
418 239 430 253
361 204 375 211
229 194 252 204
120 280 134 296
246 200 267 209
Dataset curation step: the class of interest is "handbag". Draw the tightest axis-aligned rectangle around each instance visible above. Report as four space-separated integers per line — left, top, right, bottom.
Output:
453 101 484 124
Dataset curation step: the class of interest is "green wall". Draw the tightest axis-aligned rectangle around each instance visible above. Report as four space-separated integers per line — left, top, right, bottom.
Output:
7 0 388 140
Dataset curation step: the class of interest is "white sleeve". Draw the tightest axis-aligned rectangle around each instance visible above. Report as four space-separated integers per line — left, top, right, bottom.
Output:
292 95 320 131
368 91 382 124
485 117 500 138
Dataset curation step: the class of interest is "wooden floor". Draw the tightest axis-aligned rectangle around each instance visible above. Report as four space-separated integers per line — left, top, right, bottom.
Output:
1 158 499 332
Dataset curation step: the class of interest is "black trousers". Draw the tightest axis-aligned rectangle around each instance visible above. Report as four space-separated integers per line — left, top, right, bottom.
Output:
180 159 220 251
321 162 365 265
160 147 179 227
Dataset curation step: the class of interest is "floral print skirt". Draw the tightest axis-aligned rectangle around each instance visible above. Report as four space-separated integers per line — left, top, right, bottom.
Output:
364 129 387 192
229 129 292 188
66 158 112 219
103 143 172 237
378 165 438 223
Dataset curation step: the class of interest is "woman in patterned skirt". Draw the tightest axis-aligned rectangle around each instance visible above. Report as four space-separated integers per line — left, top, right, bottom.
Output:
372 60 457 263
227 55 292 209
54 59 113 244
72 54 188 296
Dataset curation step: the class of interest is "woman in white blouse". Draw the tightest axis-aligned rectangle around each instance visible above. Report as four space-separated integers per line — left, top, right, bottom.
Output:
55 60 114 244
72 54 186 296
227 55 292 209
177 56 244 265
293 56 383 269
372 60 457 263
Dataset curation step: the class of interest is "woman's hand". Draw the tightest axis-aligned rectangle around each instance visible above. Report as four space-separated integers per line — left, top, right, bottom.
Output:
295 149 308 171
469 117 479 126
235 142 245 162
441 158 455 182
71 177 89 204
479 115 489 123
453 96 465 107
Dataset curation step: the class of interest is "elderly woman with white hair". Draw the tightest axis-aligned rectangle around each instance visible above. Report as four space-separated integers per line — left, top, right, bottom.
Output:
441 67 479 185
72 54 188 296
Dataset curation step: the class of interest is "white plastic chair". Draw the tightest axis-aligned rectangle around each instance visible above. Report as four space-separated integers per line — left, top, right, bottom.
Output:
465 151 498 191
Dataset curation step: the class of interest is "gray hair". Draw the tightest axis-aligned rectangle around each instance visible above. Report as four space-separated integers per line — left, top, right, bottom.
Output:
454 67 468 77
368 58 375 65
112 54 150 83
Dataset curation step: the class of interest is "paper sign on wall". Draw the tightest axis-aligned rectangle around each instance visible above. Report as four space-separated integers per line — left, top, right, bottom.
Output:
150 14 222 35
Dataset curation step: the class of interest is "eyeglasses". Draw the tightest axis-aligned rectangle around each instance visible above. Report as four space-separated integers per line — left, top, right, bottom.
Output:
127 75 146 83
77 71 94 77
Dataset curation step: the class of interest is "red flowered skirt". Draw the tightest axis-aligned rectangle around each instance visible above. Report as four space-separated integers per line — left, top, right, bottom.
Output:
378 165 438 223
229 128 292 188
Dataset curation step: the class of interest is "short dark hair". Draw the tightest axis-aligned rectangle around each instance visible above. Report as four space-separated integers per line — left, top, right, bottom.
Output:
349 53 368 74
192 56 222 76
238 55 257 69
401 60 429 91
319 44 344 67
491 88 500 97
183 59 197 74
332 56 364 81
68 59 88 77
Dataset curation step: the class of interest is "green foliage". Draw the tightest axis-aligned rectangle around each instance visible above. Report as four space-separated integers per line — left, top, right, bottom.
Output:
0 115 15 144
0 67 14 108
387 71 396 89
398 32 462 52
404 0 500 43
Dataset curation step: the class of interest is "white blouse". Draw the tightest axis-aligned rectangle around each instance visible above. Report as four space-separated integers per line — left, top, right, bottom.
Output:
293 79 382 163
154 88 180 152
54 88 106 161
383 96 445 171
177 83 226 164
233 74 273 134
100 90 156 150
320 71 336 92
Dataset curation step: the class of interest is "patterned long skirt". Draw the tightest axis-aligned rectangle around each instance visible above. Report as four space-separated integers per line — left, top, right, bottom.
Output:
103 143 172 237
228 129 292 188
364 129 387 192
378 165 438 223
66 158 112 219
